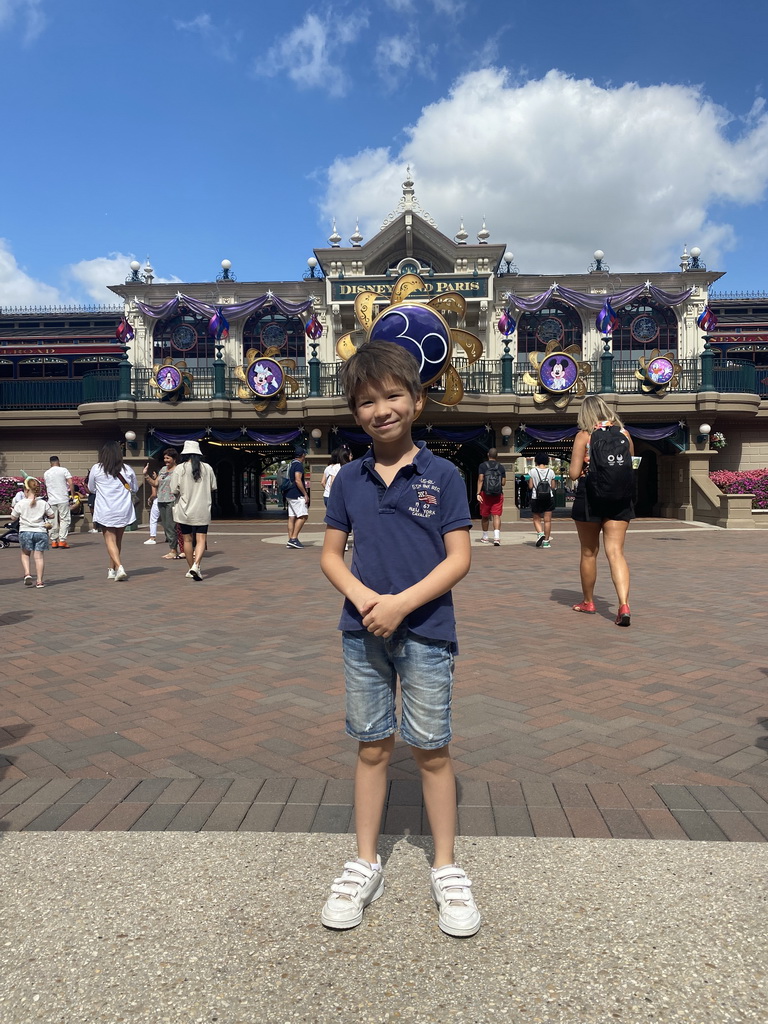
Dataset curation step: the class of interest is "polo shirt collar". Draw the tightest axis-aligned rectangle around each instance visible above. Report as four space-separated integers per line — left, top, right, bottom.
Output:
361 440 432 476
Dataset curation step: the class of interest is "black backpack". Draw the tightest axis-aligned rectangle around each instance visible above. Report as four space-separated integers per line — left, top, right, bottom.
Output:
482 462 503 496
534 469 551 500
585 425 634 506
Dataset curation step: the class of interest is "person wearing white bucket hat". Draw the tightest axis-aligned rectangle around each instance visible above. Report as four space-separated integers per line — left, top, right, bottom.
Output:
170 439 217 581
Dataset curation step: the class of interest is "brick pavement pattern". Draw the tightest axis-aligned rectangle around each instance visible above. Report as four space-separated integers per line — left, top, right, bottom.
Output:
1 518 767 840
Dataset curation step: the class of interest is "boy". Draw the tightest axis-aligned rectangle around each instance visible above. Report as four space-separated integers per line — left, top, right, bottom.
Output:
319 340 480 937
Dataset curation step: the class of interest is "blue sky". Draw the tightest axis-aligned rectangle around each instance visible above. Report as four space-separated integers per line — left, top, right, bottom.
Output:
1 0 767 304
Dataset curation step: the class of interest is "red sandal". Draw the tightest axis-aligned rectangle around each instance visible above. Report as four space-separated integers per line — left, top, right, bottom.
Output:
615 604 631 627
572 600 596 614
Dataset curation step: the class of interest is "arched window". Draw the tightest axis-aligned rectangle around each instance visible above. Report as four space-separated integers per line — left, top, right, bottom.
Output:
0 359 13 379
242 311 306 364
73 356 121 378
516 303 584 355
18 357 69 378
153 314 213 366
611 303 678 359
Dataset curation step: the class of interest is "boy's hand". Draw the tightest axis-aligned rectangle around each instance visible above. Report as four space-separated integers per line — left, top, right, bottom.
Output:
354 587 381 619
361 593 408 638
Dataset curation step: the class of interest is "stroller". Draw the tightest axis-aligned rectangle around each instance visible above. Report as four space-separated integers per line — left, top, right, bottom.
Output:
1 520 19 548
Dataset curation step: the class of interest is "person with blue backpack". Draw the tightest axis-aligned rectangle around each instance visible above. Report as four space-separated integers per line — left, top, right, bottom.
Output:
568 396 635 626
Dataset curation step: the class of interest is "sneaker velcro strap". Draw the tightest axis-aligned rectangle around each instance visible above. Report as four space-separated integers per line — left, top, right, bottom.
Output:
433 866 473 903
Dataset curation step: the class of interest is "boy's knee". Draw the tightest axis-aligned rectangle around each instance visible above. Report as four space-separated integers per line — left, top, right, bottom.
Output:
357 739 393 767
412 745 451 771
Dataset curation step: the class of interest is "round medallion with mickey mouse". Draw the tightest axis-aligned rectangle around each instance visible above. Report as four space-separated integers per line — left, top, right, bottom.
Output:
538 352 579 393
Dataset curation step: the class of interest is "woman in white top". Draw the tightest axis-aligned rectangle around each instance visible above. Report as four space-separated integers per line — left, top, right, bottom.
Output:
11 477 54 587
87 441 138 581
170 439 217 581
321 447 350 507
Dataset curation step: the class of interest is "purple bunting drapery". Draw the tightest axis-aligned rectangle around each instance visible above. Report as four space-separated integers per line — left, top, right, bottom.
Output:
150 428 302 446
134 293 314 322
503 284 692 314
518 423 683 442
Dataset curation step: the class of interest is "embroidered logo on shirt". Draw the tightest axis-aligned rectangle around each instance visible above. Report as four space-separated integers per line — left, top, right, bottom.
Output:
408 479 440 518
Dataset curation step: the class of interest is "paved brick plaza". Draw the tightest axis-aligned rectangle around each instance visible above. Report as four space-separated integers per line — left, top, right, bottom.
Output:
1 516 767 840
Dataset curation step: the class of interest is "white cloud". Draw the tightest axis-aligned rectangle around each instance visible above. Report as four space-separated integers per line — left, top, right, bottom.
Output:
0 0 46 42
319 69 768 274
175 12 238 62
0 238 64 305
254 9 369 98
375 33 437 88
66 254 182 302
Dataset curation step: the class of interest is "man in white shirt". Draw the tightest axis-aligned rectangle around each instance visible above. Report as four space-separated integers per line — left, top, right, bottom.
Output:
43 456 75 548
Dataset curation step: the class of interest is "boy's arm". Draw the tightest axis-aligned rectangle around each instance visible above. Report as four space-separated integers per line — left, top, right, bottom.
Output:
361 527 471 639
320 527 380 616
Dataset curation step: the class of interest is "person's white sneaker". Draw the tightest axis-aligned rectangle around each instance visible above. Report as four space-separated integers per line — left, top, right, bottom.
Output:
115 566 128 581
189 563 203 581
88 529 99 534
107 569 117 580
431 864 481 937
321 857 384 930
143 538 157 545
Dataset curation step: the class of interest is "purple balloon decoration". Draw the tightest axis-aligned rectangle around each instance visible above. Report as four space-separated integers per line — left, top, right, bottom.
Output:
305 314 323 340
498 310 516 336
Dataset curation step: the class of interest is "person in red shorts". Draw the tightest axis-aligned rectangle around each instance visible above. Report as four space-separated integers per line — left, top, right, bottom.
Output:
476 448 506 546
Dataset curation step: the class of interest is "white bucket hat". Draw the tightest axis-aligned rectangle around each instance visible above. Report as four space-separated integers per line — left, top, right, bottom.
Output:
180 440 203 456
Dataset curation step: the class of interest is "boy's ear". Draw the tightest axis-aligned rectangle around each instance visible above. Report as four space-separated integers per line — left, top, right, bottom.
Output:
413 389 426 419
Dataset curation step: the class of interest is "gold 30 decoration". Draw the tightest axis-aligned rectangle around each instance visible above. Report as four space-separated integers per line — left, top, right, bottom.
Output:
635 349 681 395
149 358 193 402
335 273 483 407
523 341 591 409
234 347 299 412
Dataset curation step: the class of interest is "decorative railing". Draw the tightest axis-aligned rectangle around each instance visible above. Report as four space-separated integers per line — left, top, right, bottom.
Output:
0 358 765 410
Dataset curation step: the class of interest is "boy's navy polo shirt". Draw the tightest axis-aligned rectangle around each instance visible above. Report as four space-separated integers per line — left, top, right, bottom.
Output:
324 442 471 652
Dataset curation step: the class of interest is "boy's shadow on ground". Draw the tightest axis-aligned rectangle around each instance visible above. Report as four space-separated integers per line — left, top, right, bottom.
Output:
0 611 33 626
550 588 613 621
377 833 434 871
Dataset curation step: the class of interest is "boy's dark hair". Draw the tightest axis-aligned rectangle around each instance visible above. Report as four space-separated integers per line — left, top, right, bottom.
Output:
339 340 424 411
535 453 550 465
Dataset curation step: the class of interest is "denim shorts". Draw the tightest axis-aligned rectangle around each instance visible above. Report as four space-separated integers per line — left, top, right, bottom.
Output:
19 531 49 552
342 628 454 750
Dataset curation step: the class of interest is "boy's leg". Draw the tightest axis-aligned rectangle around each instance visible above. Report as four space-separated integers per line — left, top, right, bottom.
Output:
411 744 456 867
355 736 394 863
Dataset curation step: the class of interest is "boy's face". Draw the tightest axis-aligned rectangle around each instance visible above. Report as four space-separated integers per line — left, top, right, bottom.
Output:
352 376 424 446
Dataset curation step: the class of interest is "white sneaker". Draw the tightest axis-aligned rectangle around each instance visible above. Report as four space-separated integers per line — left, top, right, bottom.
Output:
107 569 117 580
321 857 384 930
88 529 99 534
185 568 194 578
115 566 128 581
431 864 481 937
143 538 157 545
189 563 203 581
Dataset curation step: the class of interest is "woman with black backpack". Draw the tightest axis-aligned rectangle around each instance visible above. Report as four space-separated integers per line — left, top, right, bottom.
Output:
568 396 635 626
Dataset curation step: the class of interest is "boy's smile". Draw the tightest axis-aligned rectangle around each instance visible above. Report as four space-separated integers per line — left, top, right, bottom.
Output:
352 378 424 449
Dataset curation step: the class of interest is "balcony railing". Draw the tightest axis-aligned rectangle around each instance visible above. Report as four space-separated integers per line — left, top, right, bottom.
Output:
0 358 764 410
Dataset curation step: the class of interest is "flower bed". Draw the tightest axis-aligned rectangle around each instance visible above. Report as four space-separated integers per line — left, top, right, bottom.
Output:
709 468 768 510
0 475 89 514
